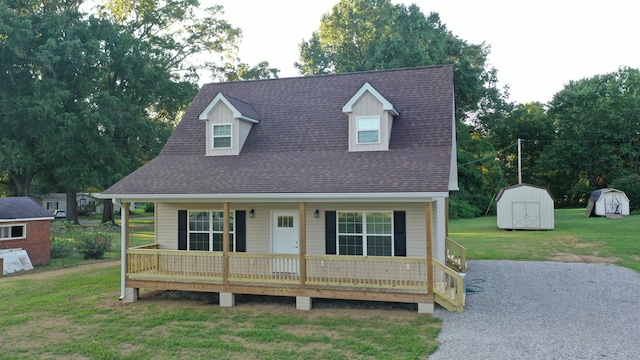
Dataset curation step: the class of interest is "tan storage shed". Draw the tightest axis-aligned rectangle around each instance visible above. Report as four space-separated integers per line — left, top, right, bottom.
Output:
496 184 555 230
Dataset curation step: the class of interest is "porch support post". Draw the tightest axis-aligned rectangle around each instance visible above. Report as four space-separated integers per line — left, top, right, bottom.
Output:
223 202 230 285
299 202 307 288
426 202 433 295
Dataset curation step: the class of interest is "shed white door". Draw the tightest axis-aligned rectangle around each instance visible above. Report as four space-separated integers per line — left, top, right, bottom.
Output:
605 195 623 214
271 211 299 273
512 202 540 228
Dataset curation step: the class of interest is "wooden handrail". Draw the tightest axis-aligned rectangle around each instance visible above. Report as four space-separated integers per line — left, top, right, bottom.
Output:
445 237 467 272
432 259 465 312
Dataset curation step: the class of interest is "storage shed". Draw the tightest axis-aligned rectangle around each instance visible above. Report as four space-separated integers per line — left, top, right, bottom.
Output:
496 184 555 230
585 188 630 217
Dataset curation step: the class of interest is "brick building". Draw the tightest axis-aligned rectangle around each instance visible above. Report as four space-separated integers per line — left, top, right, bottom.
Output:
0 197 54 266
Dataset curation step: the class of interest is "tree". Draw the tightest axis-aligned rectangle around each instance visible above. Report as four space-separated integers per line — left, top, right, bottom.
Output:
295 0 503 119
295 0 508 217
480 102 555 187
213 60 280 82
0 0 242 223
541 67 640 207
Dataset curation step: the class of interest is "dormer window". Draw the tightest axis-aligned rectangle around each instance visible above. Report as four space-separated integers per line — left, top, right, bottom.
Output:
342 83 398 152
357 116 380 144
212 124 232 149
199 93 259 156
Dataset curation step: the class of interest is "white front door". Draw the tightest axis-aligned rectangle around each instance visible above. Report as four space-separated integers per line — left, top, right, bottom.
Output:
271 211 299 273
272 211 299 254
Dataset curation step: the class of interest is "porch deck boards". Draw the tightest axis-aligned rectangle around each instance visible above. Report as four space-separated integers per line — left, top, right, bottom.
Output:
127 272 428 294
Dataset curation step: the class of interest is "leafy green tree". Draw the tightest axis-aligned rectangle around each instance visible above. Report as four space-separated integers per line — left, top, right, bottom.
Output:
0 0 241 223
213 60 280 81
480 102 555 187
295 0 502 119
295 0 508 217
542 67 640 206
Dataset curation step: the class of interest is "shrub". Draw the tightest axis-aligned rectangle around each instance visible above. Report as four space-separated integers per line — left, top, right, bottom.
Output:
77 231 111 259
50 237 75 259
143 202 155 213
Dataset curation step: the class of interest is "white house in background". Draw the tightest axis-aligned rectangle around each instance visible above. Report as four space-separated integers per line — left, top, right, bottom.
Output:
38 193 134 215
585 188 630 217
496 183 555 230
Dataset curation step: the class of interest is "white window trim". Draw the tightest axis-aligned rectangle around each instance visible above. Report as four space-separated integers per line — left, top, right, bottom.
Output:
187 210 235 251
336 210 394 256
212 123 233 149
356 116 381 144
0 224 27 240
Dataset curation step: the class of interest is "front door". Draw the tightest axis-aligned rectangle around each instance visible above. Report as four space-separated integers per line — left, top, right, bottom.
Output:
271 211 299 273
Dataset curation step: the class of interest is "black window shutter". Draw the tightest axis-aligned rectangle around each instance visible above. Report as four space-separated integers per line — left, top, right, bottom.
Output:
325 211 337 255
393 211 407 256
178 210 187 250
235 210 246 252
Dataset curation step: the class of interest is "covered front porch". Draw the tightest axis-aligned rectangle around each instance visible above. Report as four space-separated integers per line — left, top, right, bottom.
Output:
118 202 466 313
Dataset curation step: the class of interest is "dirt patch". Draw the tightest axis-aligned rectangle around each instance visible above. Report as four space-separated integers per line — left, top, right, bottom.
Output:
551 253 619 263
2 260 119 280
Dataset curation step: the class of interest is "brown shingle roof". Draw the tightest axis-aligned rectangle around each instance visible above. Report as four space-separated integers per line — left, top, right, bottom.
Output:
103 65 455 197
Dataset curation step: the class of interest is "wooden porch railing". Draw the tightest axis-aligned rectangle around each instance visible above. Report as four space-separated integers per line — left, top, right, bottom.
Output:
228 253 301 284
306 255 428 289
445 237 467 272
126 249 429 292
432 259 465 313
127 246 223 281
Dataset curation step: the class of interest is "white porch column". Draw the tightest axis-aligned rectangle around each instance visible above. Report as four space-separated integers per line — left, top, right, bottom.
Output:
299 202 307 288
120 201 137 302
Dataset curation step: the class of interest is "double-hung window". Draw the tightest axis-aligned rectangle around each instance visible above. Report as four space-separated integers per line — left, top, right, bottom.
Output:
212 124 232 149
337 211 393 256
188 211 235 251
356 116 380 144
0 225 26 240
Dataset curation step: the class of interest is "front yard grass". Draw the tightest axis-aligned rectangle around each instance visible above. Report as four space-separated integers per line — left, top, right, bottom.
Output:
449 208 640 272
0 263 441 359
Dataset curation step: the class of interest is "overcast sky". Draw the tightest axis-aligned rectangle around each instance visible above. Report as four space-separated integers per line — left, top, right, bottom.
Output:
209 0 640 105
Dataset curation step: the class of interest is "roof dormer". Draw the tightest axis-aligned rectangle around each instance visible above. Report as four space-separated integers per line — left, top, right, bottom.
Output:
342 82 398 152
199 93 259 156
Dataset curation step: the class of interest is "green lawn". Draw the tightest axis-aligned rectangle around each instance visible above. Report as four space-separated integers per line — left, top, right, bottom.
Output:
449 208 640 271
0 264 441 359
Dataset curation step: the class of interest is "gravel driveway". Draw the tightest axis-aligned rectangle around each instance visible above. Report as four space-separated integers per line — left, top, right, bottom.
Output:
430 260 640 359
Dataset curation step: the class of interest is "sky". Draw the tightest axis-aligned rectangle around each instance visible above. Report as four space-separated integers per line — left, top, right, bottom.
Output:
208 0 640 105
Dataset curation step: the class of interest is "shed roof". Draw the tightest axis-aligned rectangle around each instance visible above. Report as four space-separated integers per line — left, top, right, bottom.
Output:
588 188 628 202
0 197 54 220
496 183 555 202
102 65 456 197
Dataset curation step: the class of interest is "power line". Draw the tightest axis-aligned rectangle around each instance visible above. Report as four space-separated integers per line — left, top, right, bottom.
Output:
457 140 517 167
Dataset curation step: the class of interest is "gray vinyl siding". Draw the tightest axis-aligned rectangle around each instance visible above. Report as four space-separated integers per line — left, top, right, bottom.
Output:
154 201 444 259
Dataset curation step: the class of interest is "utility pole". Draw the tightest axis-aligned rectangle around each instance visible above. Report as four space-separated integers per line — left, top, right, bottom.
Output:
517 138 522 184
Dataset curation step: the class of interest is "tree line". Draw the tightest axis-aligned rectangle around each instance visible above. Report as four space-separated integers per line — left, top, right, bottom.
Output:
1 0 638 222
